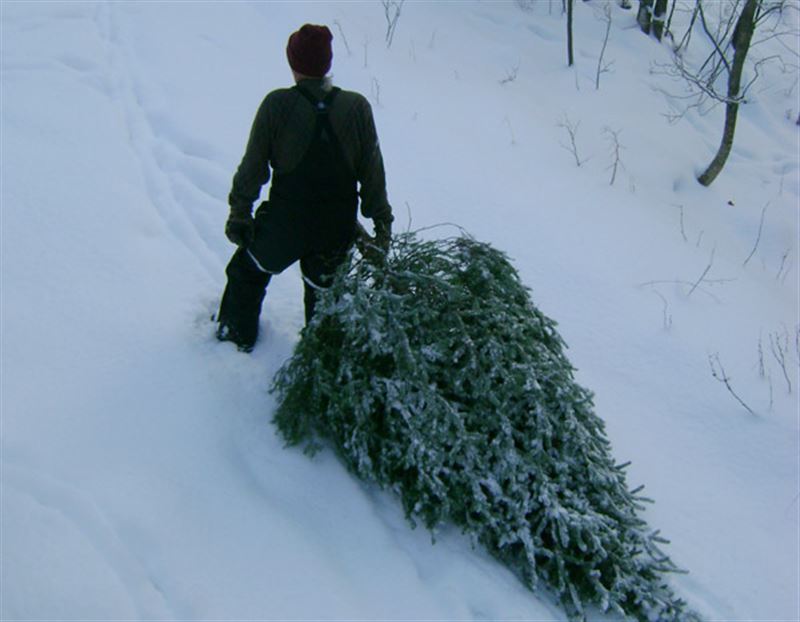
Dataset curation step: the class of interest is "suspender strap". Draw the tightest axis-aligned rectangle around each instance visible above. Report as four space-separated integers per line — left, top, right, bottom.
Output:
293 85 352 177
295 85 340 112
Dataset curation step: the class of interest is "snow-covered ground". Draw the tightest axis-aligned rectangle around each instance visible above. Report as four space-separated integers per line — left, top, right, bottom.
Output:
2 2 798 620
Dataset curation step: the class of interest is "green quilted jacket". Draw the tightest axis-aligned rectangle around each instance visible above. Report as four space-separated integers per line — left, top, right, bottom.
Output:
228 78 392 223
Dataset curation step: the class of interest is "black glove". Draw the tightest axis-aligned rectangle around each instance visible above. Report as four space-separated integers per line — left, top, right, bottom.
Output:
355 221 388 266
373 217 392 254
225 211 254 247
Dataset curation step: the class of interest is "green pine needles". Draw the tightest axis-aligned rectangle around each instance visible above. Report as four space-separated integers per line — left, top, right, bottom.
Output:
271 231 696 621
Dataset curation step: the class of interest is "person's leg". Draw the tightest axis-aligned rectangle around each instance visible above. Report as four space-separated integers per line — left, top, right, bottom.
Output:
216 201 306 351
300 204 358 325
216 248 271 352
299 245 351 325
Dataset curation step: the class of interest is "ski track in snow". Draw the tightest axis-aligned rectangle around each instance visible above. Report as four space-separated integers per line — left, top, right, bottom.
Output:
94 2 224 281
3 457 176 619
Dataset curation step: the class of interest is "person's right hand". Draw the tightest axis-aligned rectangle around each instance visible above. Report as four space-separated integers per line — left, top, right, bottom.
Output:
373 217 392 254
355 222 388 266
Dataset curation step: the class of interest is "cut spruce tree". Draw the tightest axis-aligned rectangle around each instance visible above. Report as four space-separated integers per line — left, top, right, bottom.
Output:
272 231 697 622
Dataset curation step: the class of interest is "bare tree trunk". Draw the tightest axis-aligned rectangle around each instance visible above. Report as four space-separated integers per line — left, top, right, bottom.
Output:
674 2 700 53
698 99 741 186
567 0 575 66
652 0 669 40
664 0 679 40
637 0 653 33
698 0 759 186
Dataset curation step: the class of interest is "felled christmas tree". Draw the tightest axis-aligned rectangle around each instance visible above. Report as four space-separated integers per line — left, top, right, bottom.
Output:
272 232 696 621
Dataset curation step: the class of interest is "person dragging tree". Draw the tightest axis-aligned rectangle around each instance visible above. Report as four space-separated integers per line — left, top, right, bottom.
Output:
216 23 393 352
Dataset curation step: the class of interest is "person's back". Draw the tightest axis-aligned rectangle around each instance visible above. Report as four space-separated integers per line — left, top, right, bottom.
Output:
215 24 393 352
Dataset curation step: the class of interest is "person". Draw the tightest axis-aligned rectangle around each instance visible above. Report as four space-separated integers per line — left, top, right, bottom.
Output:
216 24 393 352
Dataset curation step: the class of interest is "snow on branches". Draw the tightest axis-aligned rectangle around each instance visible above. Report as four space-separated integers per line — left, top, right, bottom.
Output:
271 231 696 621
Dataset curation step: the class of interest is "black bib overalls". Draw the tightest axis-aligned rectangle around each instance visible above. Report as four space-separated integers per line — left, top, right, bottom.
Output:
217 86 359 351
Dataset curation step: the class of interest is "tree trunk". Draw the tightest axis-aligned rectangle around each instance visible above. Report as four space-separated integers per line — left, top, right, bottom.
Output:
664 0 678 40
697 101 741 187
637 0 653 34
652 0 669 40
697 0 759 186
567 0 575 66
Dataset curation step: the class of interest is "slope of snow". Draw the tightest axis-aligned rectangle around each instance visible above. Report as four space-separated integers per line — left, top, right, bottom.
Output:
2 2 798 620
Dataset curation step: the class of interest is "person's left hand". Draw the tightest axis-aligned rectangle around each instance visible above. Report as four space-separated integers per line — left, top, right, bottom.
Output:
225 213 254 247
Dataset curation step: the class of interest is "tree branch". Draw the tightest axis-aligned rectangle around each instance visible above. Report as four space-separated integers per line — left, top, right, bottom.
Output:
688 247 716 297
742 202 768 267
709 353 758 416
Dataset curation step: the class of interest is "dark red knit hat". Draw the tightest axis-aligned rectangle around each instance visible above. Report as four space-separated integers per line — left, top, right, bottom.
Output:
286 24 333 78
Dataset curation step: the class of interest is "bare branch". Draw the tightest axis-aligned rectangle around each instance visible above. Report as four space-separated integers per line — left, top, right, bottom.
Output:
557 114 586 167
499 60 521 85
673 203 688 242
696 230 705 247
709 353 759 416
333 20 352 57
756 0 794 26
752 29 800 54
796 324 800 369
371 77 382 107
776 248 792 281
382 0 406 49
637 279 725 304
769 329 793 393
775 248 792 281
662 0 784 125
503 116 517 146
688 247 716 297
596 3 614 90
662 54 743 104
743 202 769 267
428 29 437 50
652 290 673 330
767 370 774 411
697 0 734 75
674 1 701 54
740 55 785 100
603 126 625 185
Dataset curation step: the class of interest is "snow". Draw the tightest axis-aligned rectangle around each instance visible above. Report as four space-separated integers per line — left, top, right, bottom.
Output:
1 1 798 620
